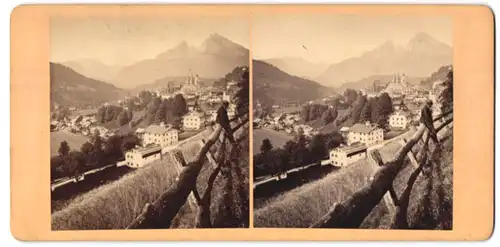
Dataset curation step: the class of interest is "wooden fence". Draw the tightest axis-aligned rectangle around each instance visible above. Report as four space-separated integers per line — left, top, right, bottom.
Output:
126 116 248 229
310 110 453 228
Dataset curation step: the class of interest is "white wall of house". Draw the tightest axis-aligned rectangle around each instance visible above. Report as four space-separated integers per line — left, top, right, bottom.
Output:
347 129 383 146
143 130 178 148
329 148 367 167
389 114 409 129
125 149 162 168
183 115 205 130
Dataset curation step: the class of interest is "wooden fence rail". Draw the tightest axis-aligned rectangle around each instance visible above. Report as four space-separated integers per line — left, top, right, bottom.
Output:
127 117 248 229
310 110 453 229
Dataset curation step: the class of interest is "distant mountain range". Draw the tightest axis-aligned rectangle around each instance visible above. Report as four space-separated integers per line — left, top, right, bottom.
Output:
253 60 334 107
61 33 249 89
63 59 123 83
263 57 328 79
316 32 453 88
50 63 128 108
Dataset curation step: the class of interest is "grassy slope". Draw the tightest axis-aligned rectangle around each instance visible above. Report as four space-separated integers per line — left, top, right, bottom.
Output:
254 160 374 228
51 129 210 230
253 128 293 155
51 154 179 230
51 131 90 157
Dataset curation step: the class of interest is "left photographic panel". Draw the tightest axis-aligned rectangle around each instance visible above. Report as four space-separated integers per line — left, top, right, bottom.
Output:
50 15 250 230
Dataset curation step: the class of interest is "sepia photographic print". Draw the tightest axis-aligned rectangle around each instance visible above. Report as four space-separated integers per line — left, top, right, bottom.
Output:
49 16 250 230
252 14 454 229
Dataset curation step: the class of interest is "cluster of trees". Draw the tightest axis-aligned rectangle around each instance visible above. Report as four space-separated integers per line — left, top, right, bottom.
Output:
51 131 140 180
254 132 343 178
301 103 339 125
142 93 188 128
96 105 134 126
335 91 394 129
51 107 71 121
439 70 453 113
234 67 249 117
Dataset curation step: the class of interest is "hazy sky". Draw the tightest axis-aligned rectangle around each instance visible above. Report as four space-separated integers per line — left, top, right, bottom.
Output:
252 14 452 64
51 16 249 66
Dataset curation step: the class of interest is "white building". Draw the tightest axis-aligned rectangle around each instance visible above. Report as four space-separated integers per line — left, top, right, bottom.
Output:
328 144 368 167
222 91 231 103
346 122 384 146
208 110 218 122
143 124 178 148
227 104 236 119
182 111 206 130
389 111 411 129
125 145 162 168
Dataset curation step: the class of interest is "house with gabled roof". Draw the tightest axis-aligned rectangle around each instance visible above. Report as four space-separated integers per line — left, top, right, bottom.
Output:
143 124 178 148
346 122 384 146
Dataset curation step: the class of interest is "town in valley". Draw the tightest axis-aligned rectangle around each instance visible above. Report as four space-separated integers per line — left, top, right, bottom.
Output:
50 17 250 230
252 15 453 229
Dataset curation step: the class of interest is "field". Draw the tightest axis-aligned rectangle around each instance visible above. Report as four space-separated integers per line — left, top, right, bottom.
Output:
51 131 90 157
253 128 294 155
254 160 380 227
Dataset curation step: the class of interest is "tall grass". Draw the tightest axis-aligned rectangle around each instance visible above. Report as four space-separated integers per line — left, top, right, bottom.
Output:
51 153 180 230
254 160 374 228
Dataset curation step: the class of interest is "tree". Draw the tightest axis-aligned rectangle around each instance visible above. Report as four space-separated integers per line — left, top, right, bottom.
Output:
90 130 104 166
360 98 374 123
293 134 309 165
235 67 249 116
283 140 297 170
58 141 70 157
309 134 328 161
80 141 94 156
155 103 166 123
172 116 183 130
301 104 311 122
260 139 273 154
105 135 124 161
325 131 343 150
68 151 86 176
122 134 140 152
343 89 358 105
440 69 453 113
104 106 116 122
349 94 367 123
139 90 153 107
117 110 130 126
96 107 106 123
374 93 393 129
126 98 137 111
172 94 188 117
321 108 337 125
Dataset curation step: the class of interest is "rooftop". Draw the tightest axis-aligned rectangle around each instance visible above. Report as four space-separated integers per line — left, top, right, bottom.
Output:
340 126 350 132
391 111 411 117
130 144 162 156
144 124 174 134
333 143 368 154
349 123 380 134
185 110 205 117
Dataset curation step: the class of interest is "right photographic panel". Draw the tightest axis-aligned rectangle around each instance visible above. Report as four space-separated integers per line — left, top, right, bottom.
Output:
252 14 453 229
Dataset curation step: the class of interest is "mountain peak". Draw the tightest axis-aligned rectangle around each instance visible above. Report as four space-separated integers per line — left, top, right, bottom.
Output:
410 32 434 42
201 33 246 57
407 32 450 52
157 40 197 59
